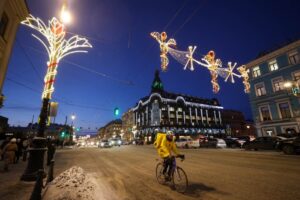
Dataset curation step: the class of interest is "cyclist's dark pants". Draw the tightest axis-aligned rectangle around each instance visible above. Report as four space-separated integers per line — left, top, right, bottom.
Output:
163 156 174 177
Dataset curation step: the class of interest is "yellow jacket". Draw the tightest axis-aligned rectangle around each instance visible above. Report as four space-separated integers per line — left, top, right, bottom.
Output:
154 133 179 158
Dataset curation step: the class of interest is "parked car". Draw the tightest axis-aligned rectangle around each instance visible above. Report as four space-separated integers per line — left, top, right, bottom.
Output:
98 139 112 148
224 137 246 148
276 136 300 154
200 138 227 148
176 137 199 148
244 136 285 151
236 135 256 142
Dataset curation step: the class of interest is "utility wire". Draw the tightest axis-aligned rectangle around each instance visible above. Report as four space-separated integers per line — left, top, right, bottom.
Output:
15 38 44 83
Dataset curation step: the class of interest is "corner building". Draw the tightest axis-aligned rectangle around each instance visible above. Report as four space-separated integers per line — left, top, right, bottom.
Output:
132 70 225 142
246 40 300 136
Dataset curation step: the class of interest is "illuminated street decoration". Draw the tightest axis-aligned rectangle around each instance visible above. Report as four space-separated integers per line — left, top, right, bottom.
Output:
151 31 250 93
150 32 176 71
22 15 92 99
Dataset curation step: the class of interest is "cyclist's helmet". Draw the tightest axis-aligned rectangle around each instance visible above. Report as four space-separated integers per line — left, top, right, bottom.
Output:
166 130 174 141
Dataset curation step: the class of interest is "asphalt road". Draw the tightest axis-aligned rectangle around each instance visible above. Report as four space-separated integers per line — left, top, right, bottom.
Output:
53 146 300 200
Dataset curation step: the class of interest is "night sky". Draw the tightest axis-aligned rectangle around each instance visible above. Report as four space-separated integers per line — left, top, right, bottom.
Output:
1 0 300 130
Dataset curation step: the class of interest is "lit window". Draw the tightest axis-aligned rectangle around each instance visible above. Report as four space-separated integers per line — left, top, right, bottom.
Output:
288 51 299 65
177 107 182 112
252 66 261 78
255 83 266 96
272 77 284 92
278 102 291 119
169 107 175 111
0 12 9 38
293 71 300 81
260 106 271 121
269 60 278 71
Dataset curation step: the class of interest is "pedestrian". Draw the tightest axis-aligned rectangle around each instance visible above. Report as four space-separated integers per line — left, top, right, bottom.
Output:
2 138 18 171
0 137 10 161
14 138 23 163
22 138 29 161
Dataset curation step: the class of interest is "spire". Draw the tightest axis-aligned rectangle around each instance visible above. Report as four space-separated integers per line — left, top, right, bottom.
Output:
151 70 164 93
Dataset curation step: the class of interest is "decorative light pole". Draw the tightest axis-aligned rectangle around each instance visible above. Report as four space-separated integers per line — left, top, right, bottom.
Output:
21 14 92 181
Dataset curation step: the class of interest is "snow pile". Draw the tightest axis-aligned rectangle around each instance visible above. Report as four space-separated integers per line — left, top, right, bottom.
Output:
44 166 100 200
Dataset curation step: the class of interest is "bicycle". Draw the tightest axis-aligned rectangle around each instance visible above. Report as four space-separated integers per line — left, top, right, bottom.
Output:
156 155 188 193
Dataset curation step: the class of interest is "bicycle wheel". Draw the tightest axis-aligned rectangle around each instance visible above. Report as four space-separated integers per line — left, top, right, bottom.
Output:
172 167 188 193
156 163 166 184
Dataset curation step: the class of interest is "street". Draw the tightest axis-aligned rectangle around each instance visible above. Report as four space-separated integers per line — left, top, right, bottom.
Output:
51 146 300 200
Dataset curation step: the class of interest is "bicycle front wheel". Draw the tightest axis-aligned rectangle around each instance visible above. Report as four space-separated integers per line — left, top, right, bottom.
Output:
156 163 166 184
172 167 188 193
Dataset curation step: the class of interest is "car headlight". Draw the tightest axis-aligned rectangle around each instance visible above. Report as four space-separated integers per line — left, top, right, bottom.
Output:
101 143 104 146
118 140 121 144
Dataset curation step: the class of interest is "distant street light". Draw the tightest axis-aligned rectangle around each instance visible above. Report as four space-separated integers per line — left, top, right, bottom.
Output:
20 13 92 181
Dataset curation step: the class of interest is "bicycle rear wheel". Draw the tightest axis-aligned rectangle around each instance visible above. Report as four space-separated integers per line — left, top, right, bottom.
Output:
172 167 188 193
156 163 166 184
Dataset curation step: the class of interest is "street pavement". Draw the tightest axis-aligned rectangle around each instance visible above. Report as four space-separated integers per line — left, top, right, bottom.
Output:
52 145 300 200
0 159 35 200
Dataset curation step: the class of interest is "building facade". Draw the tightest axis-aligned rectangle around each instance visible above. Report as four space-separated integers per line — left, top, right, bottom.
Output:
222 109 256 136
0 0 29 107
132 70 225 142
121 109 135 141
246 40 300 136
98 119 122 139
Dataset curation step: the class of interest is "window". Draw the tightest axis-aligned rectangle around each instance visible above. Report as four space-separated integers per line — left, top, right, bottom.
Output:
0 12 9 38
177 107 182 112
272 77 284 92
169 107 175 111
288 51 299 65
252 66 261 78
255 83 266 96
260 106 271 121
269 60 278 71
294 71 300 81
278 102 291 119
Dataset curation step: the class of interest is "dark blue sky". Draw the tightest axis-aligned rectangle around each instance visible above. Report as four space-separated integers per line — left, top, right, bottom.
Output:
1 0 300 129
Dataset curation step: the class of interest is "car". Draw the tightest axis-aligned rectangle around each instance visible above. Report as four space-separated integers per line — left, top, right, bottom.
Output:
98 139 112 148
224 138 245 148
109 138 122 147
243 136 285 151
276 136 300 154
176 137 199 148
200 138 227 148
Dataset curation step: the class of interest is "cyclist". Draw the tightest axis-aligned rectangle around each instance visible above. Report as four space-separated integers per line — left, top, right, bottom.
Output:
155 130 184 181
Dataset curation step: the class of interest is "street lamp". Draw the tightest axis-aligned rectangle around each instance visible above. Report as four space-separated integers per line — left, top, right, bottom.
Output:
20 14 92 181
71 114 76 126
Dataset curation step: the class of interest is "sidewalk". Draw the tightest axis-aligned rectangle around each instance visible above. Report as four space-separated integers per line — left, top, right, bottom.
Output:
0 159 35 200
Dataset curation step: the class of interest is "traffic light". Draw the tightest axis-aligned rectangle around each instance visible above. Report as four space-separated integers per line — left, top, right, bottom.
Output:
114 107 120 116
61 131 65 138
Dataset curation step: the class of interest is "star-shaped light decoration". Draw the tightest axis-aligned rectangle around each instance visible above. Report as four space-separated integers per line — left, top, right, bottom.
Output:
224 62 241 83
184 46 197 71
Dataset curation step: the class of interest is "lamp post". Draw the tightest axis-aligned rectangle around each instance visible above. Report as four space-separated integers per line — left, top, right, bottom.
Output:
20 14 92 181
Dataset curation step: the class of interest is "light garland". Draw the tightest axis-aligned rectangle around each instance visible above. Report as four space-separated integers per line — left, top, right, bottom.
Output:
151 31 250 93
22 15 92 99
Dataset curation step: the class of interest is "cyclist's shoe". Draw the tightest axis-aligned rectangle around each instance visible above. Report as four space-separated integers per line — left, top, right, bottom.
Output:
178 154 185 160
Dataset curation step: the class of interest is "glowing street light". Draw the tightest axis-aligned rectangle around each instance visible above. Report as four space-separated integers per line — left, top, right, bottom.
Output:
284 81 293 88
60 4 72 24
20 14 92 181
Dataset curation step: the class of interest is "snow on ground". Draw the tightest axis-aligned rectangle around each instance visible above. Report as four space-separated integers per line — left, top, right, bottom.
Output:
43 166 102 200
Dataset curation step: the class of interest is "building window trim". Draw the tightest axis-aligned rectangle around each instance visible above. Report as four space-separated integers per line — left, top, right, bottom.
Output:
258 104 272 122
268 59 279 72
252 66 261 78
287 50 299 65
276 101 293 119
271 76 284 92
254 82 267 97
